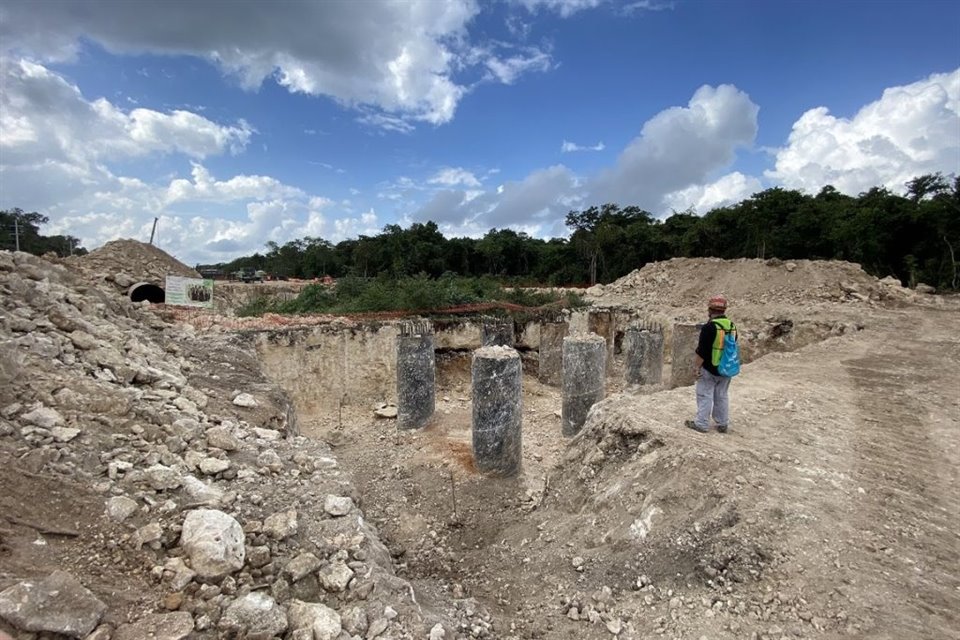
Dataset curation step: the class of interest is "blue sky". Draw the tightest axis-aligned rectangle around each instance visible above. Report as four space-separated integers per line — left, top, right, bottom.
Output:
0 0 958 264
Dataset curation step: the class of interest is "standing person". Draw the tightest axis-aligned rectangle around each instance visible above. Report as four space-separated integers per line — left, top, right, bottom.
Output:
685 294 737 433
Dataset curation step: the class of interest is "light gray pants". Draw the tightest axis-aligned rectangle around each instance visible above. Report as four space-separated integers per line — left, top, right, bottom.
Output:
695 370 731 429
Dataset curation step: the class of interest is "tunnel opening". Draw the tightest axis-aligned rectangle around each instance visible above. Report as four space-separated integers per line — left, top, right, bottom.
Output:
129 282 165 303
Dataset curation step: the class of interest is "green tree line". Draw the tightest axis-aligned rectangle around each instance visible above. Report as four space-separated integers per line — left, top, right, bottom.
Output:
0 208 87 257
206 174 959 291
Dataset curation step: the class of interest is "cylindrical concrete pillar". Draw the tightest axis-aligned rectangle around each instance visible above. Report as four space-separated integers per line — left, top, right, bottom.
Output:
481 318 514 347
624 327 664 385
396 323 435 430
537 321 568 386
670 323 702 388
587 310 615 373
471 346 523 476
561 333 606 436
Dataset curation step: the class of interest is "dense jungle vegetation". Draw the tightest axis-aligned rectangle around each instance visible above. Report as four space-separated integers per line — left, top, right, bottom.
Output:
207 174 959 291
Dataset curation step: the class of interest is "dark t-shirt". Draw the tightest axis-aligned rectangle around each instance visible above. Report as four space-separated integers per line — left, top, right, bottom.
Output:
695 316 726 376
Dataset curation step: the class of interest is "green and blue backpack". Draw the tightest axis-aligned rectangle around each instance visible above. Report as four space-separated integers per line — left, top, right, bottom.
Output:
711 318 741 377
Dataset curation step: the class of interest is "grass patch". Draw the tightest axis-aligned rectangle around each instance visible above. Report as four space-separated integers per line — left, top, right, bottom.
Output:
236 274 587 317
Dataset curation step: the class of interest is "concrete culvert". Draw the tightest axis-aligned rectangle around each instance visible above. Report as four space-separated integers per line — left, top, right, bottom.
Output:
128 282 165 303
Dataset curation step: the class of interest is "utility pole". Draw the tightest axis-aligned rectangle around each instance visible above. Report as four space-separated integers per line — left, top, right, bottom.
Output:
13 216 19 252
149 217 159 245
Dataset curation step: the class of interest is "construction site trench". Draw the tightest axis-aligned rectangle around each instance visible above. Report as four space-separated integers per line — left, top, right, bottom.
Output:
2 243 958 640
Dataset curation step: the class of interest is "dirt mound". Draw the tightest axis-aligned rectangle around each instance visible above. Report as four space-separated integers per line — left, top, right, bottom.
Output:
587 257 917 309
66 239 200 292
0 249 465 639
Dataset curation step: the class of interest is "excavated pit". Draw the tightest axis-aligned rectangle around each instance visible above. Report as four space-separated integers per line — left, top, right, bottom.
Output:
249 311 859 637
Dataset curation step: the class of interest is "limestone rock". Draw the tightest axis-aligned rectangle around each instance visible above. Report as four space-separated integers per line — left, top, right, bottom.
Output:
144 464 183 491
21 406 64 429
373 403 398 419
253 427 280 441
206 425 240 451
324 495 354 517
0 571 107 638
232 393 258 408
247 545 271 569
284 552 322 582
199 457 230 475
180 475 223 505
51 426 81 442
113 612 194 640
179 509 245 578
220 592 287 637
163 558 196 592
340 606 368 635
288 600 341 640
318 561 354 592
264 509 298 539
134 522 163 548
257 449 284 472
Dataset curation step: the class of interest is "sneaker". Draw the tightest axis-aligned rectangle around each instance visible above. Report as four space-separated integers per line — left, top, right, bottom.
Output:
717 424 728 434
685 420 709 433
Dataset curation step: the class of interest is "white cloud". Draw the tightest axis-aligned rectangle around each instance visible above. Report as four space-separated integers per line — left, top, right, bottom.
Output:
29 164 346 264
766 68 960 195
412 84 759 231
561 140 605 152
589 83 759 211
428 167 482 188
414 164 581 235
0 0 556 130
622 0 675 13
165 164 304 204
516 0 606 18
484 48 553 84
662 172 762 214
0 58 366 263
0 59 252 170
332 210 381 241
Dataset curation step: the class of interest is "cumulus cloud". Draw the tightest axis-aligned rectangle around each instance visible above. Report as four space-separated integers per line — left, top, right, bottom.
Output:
561 140 605 152
0 59 252 170
661 172 762 214
409 84 759 231
0 0 556 129
414 165 581 235
589 84 759 211
0 57 360 263
37 166 349 264
165 164 304 205
428 167 482 188
766 68 960 195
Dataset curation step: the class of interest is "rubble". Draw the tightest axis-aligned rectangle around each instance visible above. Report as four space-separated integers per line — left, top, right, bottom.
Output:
0 249 453 639
0 571 107 638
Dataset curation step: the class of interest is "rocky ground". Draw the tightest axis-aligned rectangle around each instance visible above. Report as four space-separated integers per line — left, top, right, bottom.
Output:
1 244 958 640
0 248 465 640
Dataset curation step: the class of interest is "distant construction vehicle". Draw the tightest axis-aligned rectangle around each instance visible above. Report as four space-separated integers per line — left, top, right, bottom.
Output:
233 267 265 283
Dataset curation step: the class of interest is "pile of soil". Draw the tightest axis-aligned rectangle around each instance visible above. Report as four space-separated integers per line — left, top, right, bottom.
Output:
0 250 465 639
586 257 919 310
66 239 200 293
